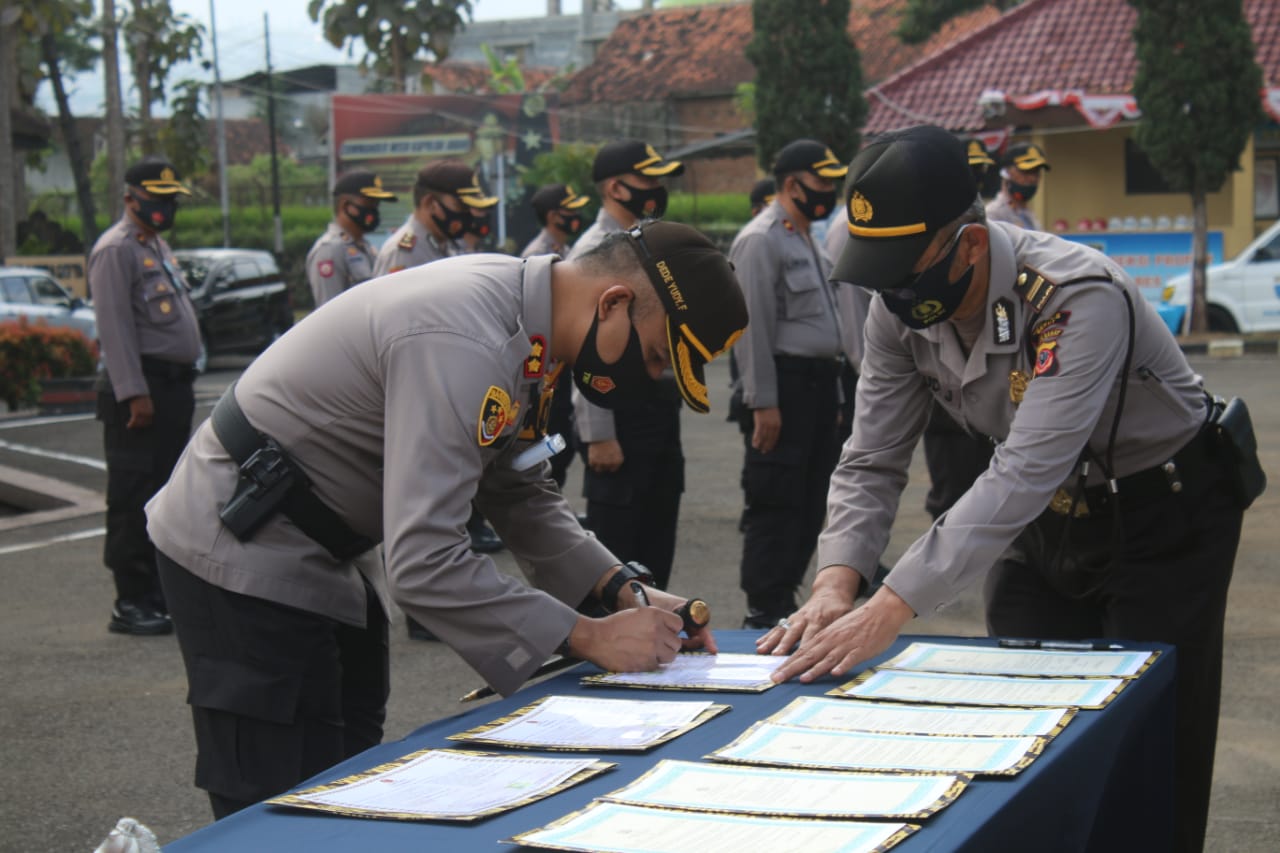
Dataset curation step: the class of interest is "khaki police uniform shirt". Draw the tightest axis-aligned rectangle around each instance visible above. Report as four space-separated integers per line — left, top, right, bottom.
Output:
568 208 629 443
818 221 1207 617
986 191 1041 231
88 215 202 401
521 228 565 259
824 206 872 371
729 199 843 409
146 254 618 697
373 215 460 277
307 222 376 307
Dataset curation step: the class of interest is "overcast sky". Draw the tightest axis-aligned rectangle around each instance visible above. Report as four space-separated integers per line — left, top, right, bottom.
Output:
43 0 646 116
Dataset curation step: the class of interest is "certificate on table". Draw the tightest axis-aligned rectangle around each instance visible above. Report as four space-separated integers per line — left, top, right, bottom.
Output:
708 722 1044 776
447 695 730 752
601 759 968 820
833 669 1128 709
582 652 786 692
769 696 1075 738
878 642 1157 678
266 749 613 821
510 801 917 853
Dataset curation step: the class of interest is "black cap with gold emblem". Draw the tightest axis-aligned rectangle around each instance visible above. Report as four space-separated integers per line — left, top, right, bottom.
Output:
124 156 192 196
332 170 399 201
772 139 849 180
592 140 685 182
749 177 776 210
531 183 590 220
622 221 747 414
416 159 499 208
966 138 997 171
831 125 977 290
1005 142 1051 172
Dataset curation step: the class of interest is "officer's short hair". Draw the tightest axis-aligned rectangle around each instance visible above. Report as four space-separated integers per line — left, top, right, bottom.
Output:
573 232 655 311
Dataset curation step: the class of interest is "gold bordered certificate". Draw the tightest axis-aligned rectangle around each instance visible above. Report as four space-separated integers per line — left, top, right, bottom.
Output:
600 759 969 820
878 642 1158 678
707 722 1044 776
581 652 786 692
509 801 918 853
447 695 730 752
266 749 613 821
832 669 1128 710
769 696 1076 738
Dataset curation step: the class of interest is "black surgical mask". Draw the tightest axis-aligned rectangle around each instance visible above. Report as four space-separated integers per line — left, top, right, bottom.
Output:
555 213 583 236
467 212 491 238
1009 181 1038 202
880 226 976 330
792 182 837 222
617 181 668 220
132 193 178 232
431 200 472 239
573 311 656 408
344 201 380 233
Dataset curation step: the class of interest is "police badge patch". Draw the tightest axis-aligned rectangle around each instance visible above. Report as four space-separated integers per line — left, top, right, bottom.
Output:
477 386 513 446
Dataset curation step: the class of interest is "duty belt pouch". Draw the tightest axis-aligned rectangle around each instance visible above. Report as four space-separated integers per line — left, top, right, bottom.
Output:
1209 396 1267 509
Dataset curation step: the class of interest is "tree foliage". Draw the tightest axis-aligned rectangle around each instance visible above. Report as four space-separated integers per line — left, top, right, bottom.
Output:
159 79 208 178
308 0 473 93
122 0 206 153
896 0 1021 45
746 0 866 170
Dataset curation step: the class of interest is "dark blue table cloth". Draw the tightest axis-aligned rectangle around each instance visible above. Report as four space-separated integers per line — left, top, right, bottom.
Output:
165 633 1174 852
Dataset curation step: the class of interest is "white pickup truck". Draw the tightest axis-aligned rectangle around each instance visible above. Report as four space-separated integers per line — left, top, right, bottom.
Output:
1166 219 1280 332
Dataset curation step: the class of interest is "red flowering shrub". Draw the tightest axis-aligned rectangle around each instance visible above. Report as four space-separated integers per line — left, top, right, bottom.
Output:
0 318 99 409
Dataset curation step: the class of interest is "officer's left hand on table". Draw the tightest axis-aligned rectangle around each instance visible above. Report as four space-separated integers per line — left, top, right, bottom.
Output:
620 582 719 655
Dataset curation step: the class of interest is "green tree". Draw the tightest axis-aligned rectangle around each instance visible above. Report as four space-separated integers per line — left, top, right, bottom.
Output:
896 0 1022 45
1129 0 1262 333
307 0 473 93
159 79 207 179
122 0 205 154
746 0 866 170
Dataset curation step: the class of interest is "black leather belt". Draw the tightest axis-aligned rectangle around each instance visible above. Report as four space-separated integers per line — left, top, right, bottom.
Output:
140 355 197 382
774 354 843 378
1050 428 1217 517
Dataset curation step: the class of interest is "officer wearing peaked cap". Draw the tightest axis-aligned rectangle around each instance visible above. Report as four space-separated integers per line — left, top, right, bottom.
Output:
374 159 498 277
307 170 397 307
522 183 591 259
760 125 1256 853
146 221 745 818
89 155 203 636
987 141 1051 230
730 139 849 630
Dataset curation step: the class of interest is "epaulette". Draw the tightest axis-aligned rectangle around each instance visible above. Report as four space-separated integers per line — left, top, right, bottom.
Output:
1013 265 1057 315
398 231 416 251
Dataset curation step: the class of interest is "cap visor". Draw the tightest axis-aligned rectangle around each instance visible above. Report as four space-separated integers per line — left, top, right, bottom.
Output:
815 164 849 179
1014 156 1049 171
667 320 710 414
831 230 933 290
361 188 398 200
141 181 192 196
562 195 590 210
639 160 684 177
460 195 500 209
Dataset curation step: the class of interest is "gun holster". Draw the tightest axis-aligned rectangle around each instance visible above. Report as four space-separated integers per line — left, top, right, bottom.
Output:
218 438 300 540
1208 395 1267 510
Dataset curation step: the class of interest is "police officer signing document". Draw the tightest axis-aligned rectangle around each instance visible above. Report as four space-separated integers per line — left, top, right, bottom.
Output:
146 221 746 818
760 126 1260 853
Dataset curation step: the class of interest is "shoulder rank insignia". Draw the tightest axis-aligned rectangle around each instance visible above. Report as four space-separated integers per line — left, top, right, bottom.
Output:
398 231 416 251
525 335 547 379
1009 370 1029 404
478 386 513 447
992 298 1015 346
1014 266 1056 314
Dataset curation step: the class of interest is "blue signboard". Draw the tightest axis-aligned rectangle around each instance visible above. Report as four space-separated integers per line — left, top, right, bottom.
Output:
1061 231 1225 290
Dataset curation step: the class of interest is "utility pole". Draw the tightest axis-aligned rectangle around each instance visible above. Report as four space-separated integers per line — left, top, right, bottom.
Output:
102 0 126 221
0 6 18 263
210 0 230 247
264 13 283 254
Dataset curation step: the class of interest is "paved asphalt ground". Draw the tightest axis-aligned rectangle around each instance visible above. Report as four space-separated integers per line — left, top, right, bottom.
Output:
0 353 1276 852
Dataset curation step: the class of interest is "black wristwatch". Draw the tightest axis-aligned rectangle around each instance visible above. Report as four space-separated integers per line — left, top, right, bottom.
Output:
600 561 656 612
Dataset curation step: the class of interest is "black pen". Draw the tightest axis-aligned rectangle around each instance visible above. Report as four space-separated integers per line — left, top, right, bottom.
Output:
998 638 1124 651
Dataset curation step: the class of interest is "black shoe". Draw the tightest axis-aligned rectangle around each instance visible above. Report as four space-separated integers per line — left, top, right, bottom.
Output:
406 616 439 642
108 600 173 636
741 609 786 631
468 522 505 554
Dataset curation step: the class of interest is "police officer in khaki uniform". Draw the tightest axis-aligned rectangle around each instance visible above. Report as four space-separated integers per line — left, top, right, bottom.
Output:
748 177 776 218
145 221 746 818
306 171 396 307
761 126 1248 853
730 140 847 629
88 157 203 636
521 183 590 259
570 140 687 590
373 160 497 276
986 141 1050 230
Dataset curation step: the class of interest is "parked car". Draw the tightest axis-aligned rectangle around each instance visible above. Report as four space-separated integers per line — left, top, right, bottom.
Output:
174 249 293 364
0 265 97 342
1166 219 1280 333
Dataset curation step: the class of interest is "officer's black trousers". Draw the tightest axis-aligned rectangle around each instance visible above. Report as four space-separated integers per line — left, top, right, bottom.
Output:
739 360 841 618
156 552 390 819
582 395 683 589
985 449 1241 853
98 373 194 602
922 400 993 520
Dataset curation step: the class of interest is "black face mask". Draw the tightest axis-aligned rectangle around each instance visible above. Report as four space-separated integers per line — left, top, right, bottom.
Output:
791 181 837 222
344 201 380 233
880 226 976 330
1009 180 1038 202
555 213 583 236
616 181 669 220
132 194 178 232
431 200 472 239
467 212 491 238
573 311 656 408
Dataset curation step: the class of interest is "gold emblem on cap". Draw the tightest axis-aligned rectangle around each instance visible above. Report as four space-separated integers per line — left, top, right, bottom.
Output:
850 191 873 223
645 144 659 160
374 176 384 189
1009 370 1029 404
160 167 176 182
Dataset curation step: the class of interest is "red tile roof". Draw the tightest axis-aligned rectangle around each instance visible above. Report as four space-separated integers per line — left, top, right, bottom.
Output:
864 0 1280 134
561 0 996 105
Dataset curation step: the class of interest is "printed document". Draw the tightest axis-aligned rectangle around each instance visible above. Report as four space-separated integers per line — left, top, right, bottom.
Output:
769 696 1073 737
879 642 1154 678
582 652 786 692
835 669 1126 709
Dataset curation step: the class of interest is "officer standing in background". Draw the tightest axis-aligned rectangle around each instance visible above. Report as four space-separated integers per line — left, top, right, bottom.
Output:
730 139 847 630
569 140 687 590
306 171 396 307
762 125 1251 853
986 141 1051 230
748 177 776 218
374 160 497 276
88 156 203 636
521 183 590 259
146 222 744 818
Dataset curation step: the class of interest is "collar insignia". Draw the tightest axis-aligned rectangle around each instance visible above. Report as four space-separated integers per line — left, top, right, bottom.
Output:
993 298 1014 345
525 335 547 378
